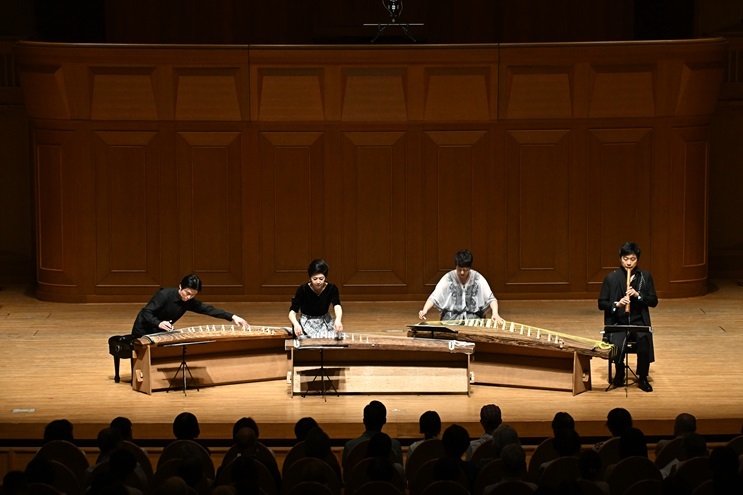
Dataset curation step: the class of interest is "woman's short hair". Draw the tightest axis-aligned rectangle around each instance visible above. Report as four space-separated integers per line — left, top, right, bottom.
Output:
307 259 329 277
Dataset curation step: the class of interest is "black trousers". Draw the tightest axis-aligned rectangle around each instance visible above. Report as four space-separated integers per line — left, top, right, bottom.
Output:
613 331 651 377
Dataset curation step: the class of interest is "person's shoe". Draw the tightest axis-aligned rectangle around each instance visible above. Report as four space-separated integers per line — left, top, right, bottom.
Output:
612 370 625 387
638 377 653 392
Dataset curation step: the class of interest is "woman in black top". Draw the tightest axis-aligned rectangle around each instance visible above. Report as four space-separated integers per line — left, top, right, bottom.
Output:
288 259 343 338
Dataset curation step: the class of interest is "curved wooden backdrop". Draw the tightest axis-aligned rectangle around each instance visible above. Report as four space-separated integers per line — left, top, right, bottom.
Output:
14 39 726 302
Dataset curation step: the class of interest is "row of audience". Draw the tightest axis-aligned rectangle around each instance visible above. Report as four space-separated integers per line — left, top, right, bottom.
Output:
2 403 742 495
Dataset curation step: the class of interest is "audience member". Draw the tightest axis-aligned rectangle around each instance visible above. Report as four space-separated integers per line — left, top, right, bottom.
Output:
170 412 211 457
303 426 341 480
539 428 582 475
660 432 708 479
293 417 319 443
2 470 29 495
232 417 260 443
483 443 537 494
656 412 697 453
42 419 74 444
342 400 402 467
367 432 404 480
577 450 610 495
708 446 743 495
442 424 477 491
492 424 520 458
466 404 502 460
110 416 135 442
551 411 575 434
593 407 633 452
407 410 442 460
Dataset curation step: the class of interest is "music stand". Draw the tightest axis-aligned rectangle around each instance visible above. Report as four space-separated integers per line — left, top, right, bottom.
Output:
407 323 458 339
602 325 652 394
163 340 214 396
298 345 345 401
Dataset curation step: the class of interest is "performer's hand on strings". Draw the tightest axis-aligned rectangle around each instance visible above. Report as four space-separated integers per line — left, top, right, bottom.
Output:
334 320 344 334
491 314 505 326
232 315 250 330
418 309 427 320
158 320 174 331
293 323 304 337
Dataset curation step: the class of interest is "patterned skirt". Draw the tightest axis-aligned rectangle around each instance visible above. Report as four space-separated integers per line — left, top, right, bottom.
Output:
299 313 335 338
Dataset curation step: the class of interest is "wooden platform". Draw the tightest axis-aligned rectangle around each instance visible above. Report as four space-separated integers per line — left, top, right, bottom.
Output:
1 280 742 447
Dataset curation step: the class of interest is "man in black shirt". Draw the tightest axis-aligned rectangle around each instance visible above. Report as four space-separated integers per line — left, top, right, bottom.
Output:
598 242 658 392
131 274 249 337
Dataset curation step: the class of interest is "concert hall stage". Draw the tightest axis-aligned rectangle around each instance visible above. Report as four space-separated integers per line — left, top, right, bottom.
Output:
1 280 742 449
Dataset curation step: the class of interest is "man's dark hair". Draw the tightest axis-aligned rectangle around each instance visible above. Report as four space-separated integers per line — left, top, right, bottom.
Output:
442 424 471 458
619 242 641 259
233 417 259 441
180 274 203 291
109 417 133 441
674 413 697 436
304 426 331 459
363 400 387 432
419 411 442 439
551 412 575 434
454 249 474 268
606 407 633 437
294 417 319 442
43 419 74 443
307 259 329 277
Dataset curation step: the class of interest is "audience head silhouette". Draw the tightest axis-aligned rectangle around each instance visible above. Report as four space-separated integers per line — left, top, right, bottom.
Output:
363 400 387 432
606 408 633 437
442 424 471 459
173 412 200 440
43 419 74 443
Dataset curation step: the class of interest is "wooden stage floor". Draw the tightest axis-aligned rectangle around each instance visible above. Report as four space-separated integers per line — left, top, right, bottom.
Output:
1 280 742 446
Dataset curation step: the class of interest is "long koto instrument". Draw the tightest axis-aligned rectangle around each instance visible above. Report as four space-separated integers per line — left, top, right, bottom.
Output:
408 318 614 359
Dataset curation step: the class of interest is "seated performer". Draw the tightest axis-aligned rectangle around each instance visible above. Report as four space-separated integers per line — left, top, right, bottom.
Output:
131 274 249 337
598 242 658 392
418 249 503 324
288 259 344 338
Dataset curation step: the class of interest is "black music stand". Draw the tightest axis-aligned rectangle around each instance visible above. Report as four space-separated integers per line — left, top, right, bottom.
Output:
407 323 458 339
299 345 345 401
163 340 213 396
602 325 652 393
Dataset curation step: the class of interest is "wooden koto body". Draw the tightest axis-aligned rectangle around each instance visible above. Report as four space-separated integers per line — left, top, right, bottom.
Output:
408 320 612 396
286 333 474 396
132 324 292 394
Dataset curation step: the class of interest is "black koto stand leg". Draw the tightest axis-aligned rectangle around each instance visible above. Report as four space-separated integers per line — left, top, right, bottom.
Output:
168 345 197 396
302 348 338 402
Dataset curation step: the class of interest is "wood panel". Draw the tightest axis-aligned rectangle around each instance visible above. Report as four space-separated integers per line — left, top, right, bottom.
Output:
341 131 407 288
93 131 161 288
33 129 77 291
669 126 709 285
422 130 490 286
176 131 244 289
586 128 654 287
258 131 326 288
504 129 572 287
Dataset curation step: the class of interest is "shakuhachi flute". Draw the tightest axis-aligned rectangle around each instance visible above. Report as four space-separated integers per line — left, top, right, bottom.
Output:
625 268 632 313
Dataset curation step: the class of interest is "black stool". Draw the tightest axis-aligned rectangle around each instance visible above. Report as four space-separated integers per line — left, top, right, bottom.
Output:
108 334 136 383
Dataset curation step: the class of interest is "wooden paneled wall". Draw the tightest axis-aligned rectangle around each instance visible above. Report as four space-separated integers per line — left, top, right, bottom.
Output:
14 40 727 302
